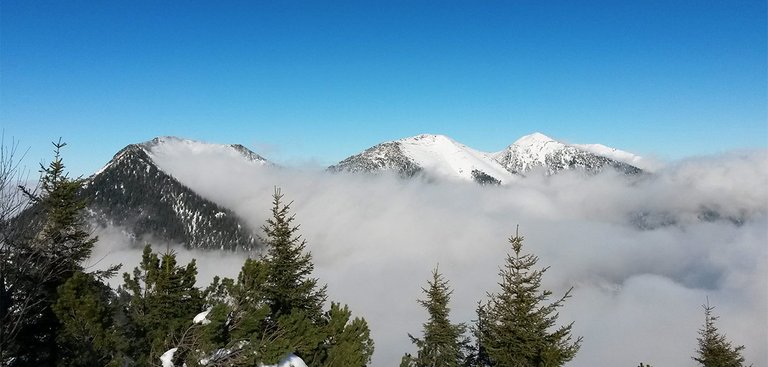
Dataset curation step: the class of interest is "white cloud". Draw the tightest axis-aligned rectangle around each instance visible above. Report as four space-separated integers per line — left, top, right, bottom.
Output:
89 149 768 367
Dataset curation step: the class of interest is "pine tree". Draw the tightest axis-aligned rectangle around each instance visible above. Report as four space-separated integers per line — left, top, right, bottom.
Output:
53 271 124 367
166 189 373 367
34 140 96 267
404 266 468 367
320 302 374 367
481 228 582 367
172 258 285 367
693 300 748 367
179 190 372 366
1 140 104 366
260 187 327 321
177 263 374 367
465 302 491 367
252 188 328 364
121 245 203 365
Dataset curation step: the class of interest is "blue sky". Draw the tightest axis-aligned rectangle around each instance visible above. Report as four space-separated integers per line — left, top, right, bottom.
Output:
1 1 766 176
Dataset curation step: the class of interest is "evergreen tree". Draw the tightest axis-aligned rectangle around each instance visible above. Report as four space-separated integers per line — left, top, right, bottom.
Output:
53 271 124 367
404 266 467 367
34 140 96 267
177 263 373 367
176 258 287 366
481 228 582 367
121 245 203 365
260 187 327 321
254 188 329 364
1 140 104 366
153 189 373 367
465 302 491 367
174 190 372 366
320 302 374 367
693 300 748 367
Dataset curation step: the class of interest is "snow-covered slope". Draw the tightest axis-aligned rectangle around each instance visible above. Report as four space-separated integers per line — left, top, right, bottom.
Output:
492 133 566 173
398 134 514 183
493 133 643 175
330 132 643 182
329 134 515 184
573 143 647 169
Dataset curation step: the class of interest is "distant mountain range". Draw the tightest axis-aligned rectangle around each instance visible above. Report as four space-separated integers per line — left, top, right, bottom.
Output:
32 133 650 250
329 132 644 184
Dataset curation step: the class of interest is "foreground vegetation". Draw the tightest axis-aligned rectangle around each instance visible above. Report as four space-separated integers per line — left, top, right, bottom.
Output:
0 141 752 366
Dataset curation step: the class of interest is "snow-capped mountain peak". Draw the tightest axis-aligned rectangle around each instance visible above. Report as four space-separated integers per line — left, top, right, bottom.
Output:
135 136 271 185
329 134 514 184
84 137 260 251
395 134 514 183
501 132 567 168
512 132 559 146
494 133 643 175
92 136 270 179
331 132 644 181
142 136 270 167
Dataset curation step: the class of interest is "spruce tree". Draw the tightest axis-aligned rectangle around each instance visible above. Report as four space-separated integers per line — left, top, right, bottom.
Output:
465 302 491 367
177 258 288 366
1 140 103 366
34 140 96 267
177 262 374 366
121 245 203 365
53 271 124 367
178 190 372 366
260 187 327 321
693 300 748 367
320 302 374 367
481 228 581 367
404 266 467 367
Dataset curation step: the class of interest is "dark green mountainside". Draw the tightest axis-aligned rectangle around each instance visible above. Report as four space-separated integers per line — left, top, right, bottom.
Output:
83 144 258 250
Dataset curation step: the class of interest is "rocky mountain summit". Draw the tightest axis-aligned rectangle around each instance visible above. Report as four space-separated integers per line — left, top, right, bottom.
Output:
330 132 644 183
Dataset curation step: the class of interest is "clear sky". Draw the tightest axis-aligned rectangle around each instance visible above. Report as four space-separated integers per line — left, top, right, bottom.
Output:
1 0 766 176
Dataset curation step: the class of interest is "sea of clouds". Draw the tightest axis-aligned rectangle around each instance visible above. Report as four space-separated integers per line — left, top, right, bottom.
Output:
88 148 767 367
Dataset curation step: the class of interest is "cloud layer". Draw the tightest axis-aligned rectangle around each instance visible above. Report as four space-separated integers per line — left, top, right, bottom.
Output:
88 149 768 367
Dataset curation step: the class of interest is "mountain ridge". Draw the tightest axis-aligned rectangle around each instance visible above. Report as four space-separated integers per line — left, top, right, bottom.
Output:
76 133 644 248
330 132 645 182
84 137 264 250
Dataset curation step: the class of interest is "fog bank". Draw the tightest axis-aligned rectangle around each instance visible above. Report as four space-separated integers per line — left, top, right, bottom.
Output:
89 149 768 366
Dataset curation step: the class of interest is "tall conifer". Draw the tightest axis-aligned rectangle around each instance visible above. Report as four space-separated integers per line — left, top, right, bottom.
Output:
182 189 372 366
465 302 491 367
3 140 103 365
481 228 581 367
403 266 467 367
693 300 748 367
260 188 327 320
